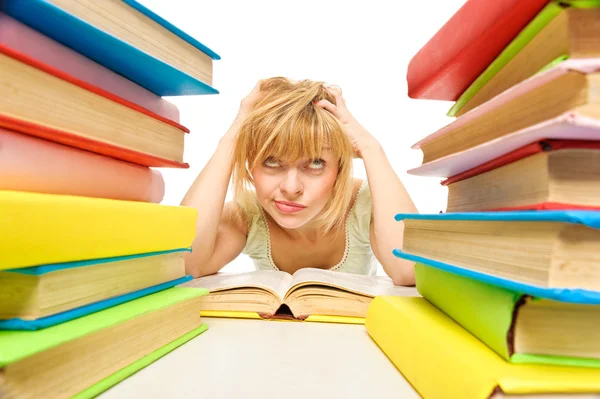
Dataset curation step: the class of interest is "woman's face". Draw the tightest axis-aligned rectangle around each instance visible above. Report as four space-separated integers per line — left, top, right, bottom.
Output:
251 149 339 230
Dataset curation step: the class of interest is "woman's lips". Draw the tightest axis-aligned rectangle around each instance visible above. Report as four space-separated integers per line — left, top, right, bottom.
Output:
274 200 306 214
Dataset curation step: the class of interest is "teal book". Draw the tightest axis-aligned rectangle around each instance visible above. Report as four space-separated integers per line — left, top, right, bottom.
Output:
0 0 220 96
0 287 208 398
0 248 191 330
416 264 600 368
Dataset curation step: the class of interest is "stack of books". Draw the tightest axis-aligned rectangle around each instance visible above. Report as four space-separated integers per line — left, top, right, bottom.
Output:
367 0 600 397
0 1 219 397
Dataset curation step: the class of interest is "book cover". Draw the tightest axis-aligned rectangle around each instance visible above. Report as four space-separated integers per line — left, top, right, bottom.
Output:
0 127 166 202
198 310 366 325
0 287 208 367
407 0 548 100
415 264 600 368
0 190 197 270
0 0 220 96
366 296 600 399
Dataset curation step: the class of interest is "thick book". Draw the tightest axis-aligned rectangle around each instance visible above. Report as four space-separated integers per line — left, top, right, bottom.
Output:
0 287 208 399
416 264 600 367
411 59 600 167
0 276 192 331
181 268 418 323
0 12 180 122
0 0 220 96
412 59 600 167
409 112 600 178
0 248 188 324
73 324 207 399
406 0 548 100
365 296 600 399
0 190 197 270
450 2 600 117
0 127 165 202
0 44 190 168
393 211 600 303
444 141 600 212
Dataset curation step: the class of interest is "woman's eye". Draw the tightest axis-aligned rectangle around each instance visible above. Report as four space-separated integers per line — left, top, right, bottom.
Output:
307 158 326 170
264 157 280 168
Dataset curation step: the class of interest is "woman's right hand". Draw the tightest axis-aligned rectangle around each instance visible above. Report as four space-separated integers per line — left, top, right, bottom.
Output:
234 81 264 123
224 81 263 139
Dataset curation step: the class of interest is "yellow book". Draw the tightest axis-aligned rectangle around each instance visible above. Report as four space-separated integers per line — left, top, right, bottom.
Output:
366 297 600 398
0 190 197 270
198 310 365 325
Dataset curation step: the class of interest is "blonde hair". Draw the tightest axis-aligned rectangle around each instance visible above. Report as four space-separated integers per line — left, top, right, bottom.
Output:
231 77 355 235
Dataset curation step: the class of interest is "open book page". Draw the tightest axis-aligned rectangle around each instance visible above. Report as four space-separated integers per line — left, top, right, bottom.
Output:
181 270 294 300
288 268 418 297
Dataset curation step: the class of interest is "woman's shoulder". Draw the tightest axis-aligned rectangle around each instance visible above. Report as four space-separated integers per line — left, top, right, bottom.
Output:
352 178 365 193
351 178 370 204
222 201 251 236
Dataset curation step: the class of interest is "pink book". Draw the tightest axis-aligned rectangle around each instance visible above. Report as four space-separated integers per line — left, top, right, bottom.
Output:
0 12 179 123
409 59 600 178
0 127 165 203
410 113 600 178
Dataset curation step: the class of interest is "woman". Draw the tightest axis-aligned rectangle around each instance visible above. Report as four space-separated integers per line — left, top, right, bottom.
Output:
182 78 417 285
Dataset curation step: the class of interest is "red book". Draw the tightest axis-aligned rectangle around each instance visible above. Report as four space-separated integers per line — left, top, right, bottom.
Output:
444 139 600 213
407 0 548 101
0 44 189 168
442 139 600 185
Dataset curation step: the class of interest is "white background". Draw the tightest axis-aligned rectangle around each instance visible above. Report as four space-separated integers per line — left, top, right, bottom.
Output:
139 0 467 273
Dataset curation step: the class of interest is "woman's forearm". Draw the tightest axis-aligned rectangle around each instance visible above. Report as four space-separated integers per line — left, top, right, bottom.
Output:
361 139 418 285
180 127 238 275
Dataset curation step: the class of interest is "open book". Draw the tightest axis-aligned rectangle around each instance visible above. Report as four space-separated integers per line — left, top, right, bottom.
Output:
181 268 418 323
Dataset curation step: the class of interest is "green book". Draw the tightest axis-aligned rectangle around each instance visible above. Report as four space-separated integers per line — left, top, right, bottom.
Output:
74 324 208 399
0 286 209 398
448 0 600 117
415 263 600 368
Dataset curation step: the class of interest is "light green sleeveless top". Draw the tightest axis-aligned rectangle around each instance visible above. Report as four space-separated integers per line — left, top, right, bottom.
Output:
241 180 377 275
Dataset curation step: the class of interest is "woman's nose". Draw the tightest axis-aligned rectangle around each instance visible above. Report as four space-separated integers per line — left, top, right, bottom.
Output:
280 168 303 196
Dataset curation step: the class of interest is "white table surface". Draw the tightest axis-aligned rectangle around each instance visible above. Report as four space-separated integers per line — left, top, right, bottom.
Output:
97 317 420 399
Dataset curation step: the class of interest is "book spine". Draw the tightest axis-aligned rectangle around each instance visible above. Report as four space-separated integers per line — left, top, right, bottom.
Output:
415 264 519 359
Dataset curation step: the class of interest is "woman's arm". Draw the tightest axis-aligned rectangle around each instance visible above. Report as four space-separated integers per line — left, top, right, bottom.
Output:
181 84 262 277
315 88 417 286
361 141 417 286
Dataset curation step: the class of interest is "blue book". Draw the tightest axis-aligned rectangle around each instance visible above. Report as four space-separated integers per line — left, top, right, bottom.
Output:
393 210 600 304
0 0 220 96
0 248 192 329
0 276 192 331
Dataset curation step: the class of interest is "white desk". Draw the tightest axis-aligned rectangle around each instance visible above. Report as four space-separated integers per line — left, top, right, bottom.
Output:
98 317 420 399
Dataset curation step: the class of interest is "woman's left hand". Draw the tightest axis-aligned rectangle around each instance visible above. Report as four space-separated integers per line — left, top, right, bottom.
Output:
314 87 377 158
